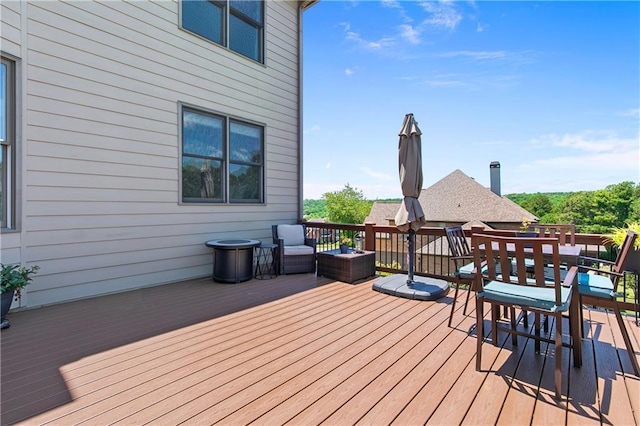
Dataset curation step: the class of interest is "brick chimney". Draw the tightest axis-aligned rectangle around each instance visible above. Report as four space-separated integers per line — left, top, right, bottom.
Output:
490 161 501 196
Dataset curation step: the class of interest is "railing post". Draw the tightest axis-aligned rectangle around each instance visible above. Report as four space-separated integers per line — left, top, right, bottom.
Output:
365 222 376 251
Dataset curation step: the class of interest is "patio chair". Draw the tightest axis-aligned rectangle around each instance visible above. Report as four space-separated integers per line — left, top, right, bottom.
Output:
528 223 576 245
472 232 582 399
272 224 317 275
444 226 476 327
576 230 639 375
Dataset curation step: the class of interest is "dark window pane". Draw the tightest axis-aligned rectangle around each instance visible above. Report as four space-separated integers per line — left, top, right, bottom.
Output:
183 110 223 158
229 121 261 163
229 163 260 202
182 157 223 201
182 0 223 44
229 14 259 61
230 0 262 23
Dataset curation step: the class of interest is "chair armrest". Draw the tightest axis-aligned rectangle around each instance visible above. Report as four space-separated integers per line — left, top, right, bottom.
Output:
561 266 579 288
577 265 624 279
451 255 474 262
579 255 615 267
304 237 317 251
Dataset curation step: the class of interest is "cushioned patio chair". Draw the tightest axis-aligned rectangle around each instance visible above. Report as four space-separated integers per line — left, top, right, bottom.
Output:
444 226 476 327
576 230 639 375
272 224 317 275
472 232 582 399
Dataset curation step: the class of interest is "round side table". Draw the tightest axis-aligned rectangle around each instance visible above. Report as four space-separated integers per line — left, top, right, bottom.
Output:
255 243 278 280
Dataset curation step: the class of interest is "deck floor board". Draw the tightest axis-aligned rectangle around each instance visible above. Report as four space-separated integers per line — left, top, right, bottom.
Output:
1 274 638 425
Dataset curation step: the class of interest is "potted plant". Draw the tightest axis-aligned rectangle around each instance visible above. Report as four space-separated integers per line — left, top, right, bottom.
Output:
1 264 39 329
339 237 352 254
605 222 640 273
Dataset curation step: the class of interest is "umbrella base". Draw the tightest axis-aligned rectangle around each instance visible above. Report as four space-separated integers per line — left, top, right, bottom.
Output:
372 274 450 301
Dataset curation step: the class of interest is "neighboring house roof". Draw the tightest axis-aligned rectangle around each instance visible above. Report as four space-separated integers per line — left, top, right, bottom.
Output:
366 169 537 225
421 169 535 222
419 220 490 256
365 202 399 226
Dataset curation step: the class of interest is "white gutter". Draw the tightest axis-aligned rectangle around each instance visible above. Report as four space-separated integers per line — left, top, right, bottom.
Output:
297 1 318 219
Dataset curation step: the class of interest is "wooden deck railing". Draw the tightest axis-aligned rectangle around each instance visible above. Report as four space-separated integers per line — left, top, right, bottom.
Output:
304 221 639 315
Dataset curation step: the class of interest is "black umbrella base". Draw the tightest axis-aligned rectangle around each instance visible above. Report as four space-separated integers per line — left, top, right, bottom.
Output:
372 274 450 301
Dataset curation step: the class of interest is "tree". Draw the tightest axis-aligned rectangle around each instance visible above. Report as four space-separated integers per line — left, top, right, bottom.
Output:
522 194 553 218
322 184 372 224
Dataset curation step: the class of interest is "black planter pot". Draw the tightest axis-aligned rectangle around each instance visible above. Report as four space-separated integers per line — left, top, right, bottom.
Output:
1 290 15 329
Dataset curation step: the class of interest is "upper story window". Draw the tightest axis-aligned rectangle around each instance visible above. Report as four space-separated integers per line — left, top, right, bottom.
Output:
181 106 264 204
1 56 16 229
182 0 264 63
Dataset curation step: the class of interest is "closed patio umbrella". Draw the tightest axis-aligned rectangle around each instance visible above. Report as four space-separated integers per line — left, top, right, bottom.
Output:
371 113 449 300
394 113 426 282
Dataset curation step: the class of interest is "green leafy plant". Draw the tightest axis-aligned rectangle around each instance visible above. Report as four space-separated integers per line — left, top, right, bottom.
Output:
605 222 640 250
1 264 39 299
520 217 532 233
340 237 352 246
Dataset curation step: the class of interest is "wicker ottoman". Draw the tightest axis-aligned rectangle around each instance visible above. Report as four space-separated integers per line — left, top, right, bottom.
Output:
317 249 376 283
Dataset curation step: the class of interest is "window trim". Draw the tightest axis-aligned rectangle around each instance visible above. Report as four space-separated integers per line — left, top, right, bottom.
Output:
1 55 16 230
179 104 265 205
180 0 265 64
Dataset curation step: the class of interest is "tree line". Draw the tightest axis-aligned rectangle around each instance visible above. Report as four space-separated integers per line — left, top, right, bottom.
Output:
304 181 639 234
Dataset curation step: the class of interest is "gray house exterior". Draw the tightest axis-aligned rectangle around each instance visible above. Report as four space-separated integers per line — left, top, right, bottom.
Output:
1 0 316 308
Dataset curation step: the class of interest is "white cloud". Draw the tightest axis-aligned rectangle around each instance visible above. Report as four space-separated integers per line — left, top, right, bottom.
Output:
325 162 332 169
419 1 463 30
303 125 321 135
540 131 637 154
361 166 394 181
345 68 355 76
381 0 401 9
399 24 421 45
439 50 508 60
619 108 639 117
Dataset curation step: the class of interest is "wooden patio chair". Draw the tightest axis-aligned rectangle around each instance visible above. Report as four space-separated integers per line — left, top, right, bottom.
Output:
528 223 576 246
444 226 476 327
472 233 582 399
576 230 639 375
272 224 317 275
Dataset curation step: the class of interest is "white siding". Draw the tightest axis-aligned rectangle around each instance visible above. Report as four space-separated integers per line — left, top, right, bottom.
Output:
1 0 304 307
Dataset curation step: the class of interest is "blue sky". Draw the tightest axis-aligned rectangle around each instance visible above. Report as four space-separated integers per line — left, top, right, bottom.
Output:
301 0 639 200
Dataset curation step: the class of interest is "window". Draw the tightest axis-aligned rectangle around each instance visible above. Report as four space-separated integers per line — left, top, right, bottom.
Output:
182 0 264 63
181 107 264 204
1 56 16 229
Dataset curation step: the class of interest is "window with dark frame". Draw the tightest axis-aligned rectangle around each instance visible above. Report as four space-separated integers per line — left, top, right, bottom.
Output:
182 0 264 63
0 56 15 229
181 107 264 204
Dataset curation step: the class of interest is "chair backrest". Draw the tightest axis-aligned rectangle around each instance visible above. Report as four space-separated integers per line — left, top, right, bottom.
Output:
273 224 306 246
527 223 576 246
612 230 638 276
472 233 564 301
445 226 471 258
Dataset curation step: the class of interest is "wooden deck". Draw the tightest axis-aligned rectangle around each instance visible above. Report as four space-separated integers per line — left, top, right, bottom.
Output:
1 273 639 425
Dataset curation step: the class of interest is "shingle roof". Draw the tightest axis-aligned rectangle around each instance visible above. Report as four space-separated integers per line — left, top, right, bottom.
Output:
421 169 535 222
365 169 537 225
365 202 400 225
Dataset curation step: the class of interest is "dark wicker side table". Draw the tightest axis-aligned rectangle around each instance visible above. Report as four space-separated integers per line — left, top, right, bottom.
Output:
317 249 376 283
255 243 278 280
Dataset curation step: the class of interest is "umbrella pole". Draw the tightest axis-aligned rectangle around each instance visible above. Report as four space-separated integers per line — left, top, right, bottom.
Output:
407 229 415 283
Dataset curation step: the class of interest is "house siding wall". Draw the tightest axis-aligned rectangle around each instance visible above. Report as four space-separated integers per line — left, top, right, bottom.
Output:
1 0 304 307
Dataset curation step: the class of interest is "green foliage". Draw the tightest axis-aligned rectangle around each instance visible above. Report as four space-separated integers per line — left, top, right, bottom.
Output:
1 264 39 298
605 222 640 250
303 199 328 219
506 181 639 235
521 194 553 218
322 184 373 224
